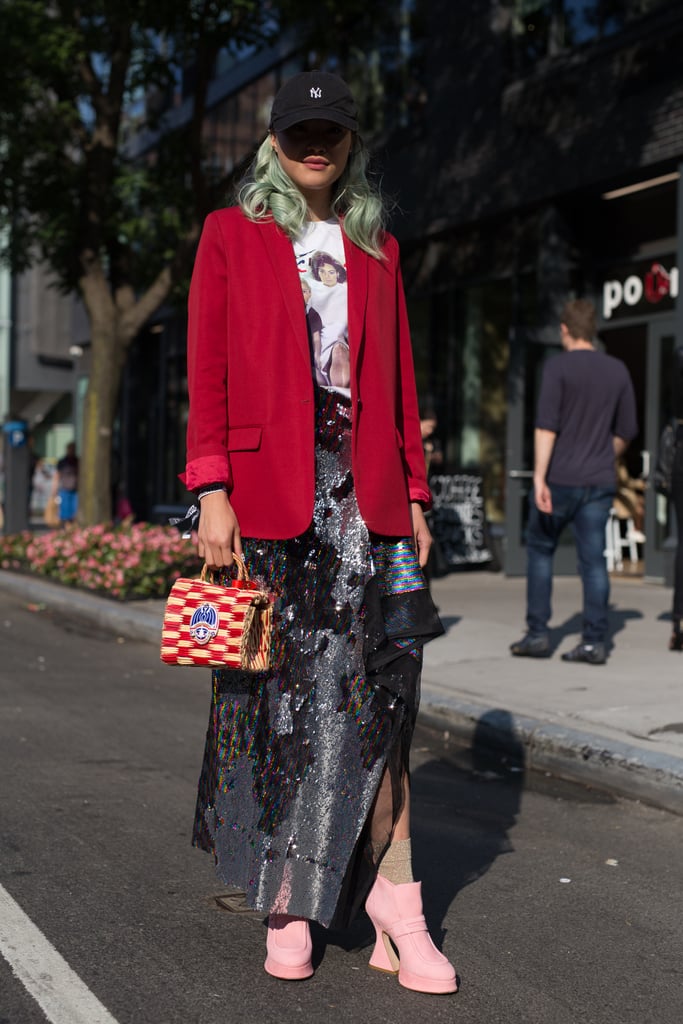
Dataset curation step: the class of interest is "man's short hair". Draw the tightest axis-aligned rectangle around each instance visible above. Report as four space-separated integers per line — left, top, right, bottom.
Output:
561 298 596 342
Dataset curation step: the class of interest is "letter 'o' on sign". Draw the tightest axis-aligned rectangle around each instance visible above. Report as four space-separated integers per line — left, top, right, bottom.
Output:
623 275 643 306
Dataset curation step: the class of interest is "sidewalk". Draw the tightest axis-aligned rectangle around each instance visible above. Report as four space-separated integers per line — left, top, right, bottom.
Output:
423 570 683 815
2 567 682 814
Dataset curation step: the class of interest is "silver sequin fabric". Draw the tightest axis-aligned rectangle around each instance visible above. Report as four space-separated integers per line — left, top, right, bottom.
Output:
192 388 441 928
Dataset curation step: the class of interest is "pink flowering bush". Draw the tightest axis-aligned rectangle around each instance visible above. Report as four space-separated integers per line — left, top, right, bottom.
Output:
0 521 199 599
0 530 34 572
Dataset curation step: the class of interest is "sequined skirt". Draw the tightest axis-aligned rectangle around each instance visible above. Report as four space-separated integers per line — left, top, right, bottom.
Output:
192 388 443 929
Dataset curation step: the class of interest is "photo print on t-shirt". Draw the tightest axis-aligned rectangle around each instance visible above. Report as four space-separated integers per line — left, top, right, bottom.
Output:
294 220 350 395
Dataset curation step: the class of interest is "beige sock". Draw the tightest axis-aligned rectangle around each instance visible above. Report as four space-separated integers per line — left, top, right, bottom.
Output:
377 838 414 885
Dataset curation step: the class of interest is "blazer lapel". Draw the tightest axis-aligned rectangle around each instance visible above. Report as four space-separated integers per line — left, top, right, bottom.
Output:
258 220 311 369
342 233 368 370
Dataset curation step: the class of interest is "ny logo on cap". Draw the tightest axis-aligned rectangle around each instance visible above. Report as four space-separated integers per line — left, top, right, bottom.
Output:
310 87 322 99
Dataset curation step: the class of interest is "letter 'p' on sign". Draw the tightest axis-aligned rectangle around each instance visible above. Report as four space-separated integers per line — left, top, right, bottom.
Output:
603 280 622 319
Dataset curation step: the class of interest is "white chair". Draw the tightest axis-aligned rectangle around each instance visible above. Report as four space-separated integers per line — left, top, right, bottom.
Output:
604 508 644 572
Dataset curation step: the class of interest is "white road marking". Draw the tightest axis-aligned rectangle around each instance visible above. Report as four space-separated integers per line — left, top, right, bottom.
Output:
0 883 120 1024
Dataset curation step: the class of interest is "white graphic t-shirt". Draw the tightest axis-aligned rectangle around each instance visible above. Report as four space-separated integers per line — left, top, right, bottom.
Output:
293 219 350 397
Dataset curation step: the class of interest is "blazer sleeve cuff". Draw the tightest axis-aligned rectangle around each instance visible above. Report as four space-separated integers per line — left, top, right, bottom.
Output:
180 454 231 492
409 484 433 511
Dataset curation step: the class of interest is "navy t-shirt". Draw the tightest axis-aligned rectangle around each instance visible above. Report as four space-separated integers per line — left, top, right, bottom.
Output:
536 350 638 488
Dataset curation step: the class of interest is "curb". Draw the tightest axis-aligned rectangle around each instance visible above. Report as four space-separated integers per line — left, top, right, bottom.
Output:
3 569 683 816
0 570 165 646
418 697 683 817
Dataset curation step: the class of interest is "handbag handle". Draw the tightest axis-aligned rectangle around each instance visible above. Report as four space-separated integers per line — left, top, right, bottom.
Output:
200 553 250 584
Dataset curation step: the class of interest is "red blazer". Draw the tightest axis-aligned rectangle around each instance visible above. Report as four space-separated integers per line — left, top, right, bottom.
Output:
183 207 431 538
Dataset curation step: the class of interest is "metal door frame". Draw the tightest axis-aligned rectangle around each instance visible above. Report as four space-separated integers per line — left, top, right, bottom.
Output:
642 316 676 582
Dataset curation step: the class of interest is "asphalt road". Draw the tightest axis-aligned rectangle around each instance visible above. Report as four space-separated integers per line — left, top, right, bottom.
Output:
1 592 681 1024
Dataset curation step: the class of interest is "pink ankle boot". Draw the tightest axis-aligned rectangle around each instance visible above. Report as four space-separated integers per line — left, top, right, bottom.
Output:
264 914 314 980
365 875 457 994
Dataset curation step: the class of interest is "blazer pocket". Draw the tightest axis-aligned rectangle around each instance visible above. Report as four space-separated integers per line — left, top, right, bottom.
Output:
226 426 262 451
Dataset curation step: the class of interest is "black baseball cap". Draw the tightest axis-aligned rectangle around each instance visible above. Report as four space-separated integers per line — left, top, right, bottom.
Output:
269 72 358 133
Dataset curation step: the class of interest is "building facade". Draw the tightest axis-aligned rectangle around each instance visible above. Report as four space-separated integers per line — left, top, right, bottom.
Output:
8 0 683 580
2 259 89 527
381 0 683 578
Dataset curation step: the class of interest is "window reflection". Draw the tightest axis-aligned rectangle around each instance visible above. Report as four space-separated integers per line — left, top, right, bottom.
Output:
510 0 673 70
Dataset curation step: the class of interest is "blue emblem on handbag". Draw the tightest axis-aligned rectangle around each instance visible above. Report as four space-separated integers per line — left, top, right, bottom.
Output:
189 602 220 645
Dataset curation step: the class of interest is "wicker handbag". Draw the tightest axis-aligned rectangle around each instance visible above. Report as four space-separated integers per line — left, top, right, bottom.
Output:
160 555 272 671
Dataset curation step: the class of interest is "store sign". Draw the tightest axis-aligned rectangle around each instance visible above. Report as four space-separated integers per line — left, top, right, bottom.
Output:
429 472 493 567
603 259 678 319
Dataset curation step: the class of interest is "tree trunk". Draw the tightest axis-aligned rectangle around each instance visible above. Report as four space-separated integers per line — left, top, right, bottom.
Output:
77 258 174 526
79 320 125 525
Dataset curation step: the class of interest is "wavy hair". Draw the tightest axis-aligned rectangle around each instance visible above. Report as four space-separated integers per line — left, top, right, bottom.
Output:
237 135 387 259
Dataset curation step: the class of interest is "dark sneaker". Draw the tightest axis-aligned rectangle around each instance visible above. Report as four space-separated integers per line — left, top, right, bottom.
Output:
561 642 607 665
669 629 683 652
510 634 550 658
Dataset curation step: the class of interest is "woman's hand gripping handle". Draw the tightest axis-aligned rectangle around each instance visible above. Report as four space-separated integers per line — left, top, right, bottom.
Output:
194 490 243 569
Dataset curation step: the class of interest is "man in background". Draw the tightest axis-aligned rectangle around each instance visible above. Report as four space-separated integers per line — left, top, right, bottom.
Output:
510 299 638 665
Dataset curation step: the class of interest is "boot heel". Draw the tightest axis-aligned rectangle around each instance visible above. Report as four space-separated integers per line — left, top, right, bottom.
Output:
368 927 399 974
365 875 457 994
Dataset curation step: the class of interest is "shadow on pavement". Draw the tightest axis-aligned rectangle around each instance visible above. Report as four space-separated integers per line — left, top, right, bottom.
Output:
548 604 643 653
438 614 461 633
319 711 525 961
411 710 525 950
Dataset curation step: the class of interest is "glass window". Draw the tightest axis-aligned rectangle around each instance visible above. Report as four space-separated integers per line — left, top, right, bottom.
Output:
509 0 674 70
511 1 555 66
562 0 624 45
343 0 427 137
202 69 278 178
409 281 511 523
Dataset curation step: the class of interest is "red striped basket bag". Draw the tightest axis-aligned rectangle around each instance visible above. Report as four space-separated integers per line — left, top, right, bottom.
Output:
160 555 272 671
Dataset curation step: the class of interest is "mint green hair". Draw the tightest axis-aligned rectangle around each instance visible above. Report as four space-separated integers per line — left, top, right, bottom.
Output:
237 135 387 259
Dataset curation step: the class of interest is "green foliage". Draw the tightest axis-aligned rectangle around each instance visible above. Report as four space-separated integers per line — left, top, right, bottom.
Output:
0 0 271 292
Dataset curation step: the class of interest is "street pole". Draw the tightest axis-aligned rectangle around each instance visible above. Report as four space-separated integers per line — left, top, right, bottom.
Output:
2 420 29 535
677 162 683 354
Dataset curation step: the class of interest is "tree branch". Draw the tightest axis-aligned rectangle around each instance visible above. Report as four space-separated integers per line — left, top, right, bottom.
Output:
119 217 203 341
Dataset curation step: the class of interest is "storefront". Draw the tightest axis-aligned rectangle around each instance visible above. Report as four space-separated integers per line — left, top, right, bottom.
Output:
504 172 682 580
403 170 681 580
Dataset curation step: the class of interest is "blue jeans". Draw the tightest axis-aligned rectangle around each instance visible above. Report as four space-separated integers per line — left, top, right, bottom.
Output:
526 484 615 643
58 489 78 522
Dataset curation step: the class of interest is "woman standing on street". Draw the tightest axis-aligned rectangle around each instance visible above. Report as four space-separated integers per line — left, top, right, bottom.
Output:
183 71 457 994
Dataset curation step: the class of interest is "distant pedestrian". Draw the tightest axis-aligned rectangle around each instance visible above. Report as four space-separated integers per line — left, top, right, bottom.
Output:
51 441 79 524
420 406 443 477
667 347 683 651
510 299 638 665
420 406 445 584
